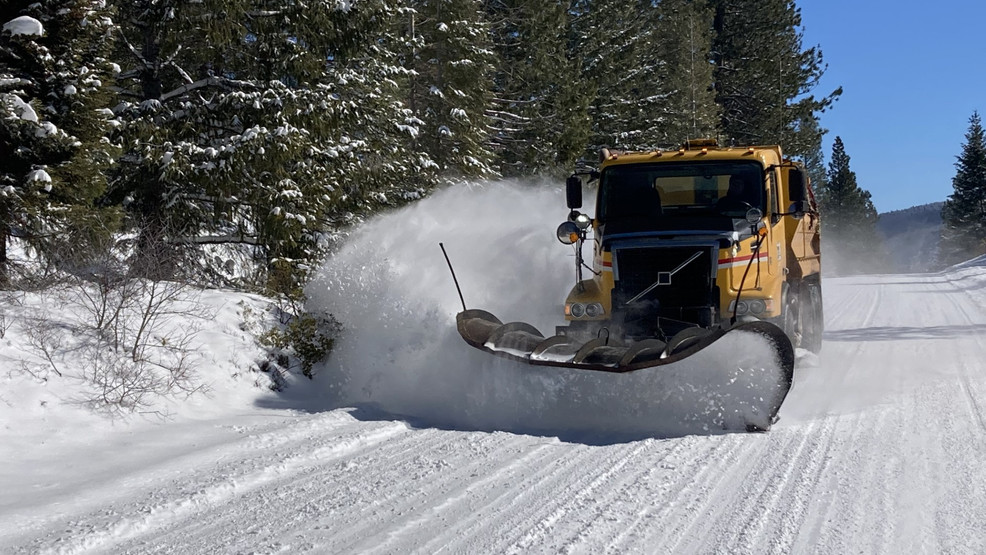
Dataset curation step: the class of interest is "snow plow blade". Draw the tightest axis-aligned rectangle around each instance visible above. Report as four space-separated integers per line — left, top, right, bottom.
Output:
456 309 795 431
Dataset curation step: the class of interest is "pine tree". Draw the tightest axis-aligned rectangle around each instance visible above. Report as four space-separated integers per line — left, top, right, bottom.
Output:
573 0 666 152
405 0 496 180
709 0 840 157
651 0 718 145
0 0 118 284
108 0 426 284
817 136 882 274
484 0 591 175
572 0 718 156
940 111 986 265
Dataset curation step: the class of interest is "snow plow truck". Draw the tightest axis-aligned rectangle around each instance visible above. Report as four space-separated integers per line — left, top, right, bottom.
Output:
454 139 822 431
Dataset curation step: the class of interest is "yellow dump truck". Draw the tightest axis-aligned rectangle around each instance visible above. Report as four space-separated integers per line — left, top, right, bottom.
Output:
556 139 822 353
453 139 821 430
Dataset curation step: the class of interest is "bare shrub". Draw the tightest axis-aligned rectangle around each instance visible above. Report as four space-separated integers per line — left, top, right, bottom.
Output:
0 290 24 339
70 277 211 412
24 311 65 378
80 342 162 413
70 262 130 337
51 233 216 412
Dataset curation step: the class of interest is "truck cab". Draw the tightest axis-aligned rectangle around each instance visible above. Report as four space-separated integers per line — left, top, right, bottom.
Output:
558 140 823 351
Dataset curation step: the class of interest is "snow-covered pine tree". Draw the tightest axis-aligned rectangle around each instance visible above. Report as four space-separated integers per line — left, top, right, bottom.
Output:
216 0 432 279
405 0 496 181
940 112 986 265
484 0 591 175
109 0 246 278
0 0 118 285
709 0 840 157
649 0 718 145
109 0 425 285
572 0 717 156
571 0 659 153
817 136 883 274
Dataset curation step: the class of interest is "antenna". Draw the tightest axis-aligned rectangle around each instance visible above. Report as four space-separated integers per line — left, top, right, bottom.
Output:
439 243 467 312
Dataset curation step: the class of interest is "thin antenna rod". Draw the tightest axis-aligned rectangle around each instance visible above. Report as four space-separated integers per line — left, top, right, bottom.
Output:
440 243 467 312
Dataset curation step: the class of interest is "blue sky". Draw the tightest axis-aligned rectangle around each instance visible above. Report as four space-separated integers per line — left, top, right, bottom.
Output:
799 0 986 213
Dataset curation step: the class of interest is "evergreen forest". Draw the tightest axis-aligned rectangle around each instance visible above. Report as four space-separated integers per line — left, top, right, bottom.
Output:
2 0 842 290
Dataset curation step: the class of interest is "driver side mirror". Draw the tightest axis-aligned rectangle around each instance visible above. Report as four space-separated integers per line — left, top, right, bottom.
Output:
788 168 807 204
786 168 808 219
566 175 583 209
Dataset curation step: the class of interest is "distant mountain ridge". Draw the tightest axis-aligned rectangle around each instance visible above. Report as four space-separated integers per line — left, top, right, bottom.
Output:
876 202 943 273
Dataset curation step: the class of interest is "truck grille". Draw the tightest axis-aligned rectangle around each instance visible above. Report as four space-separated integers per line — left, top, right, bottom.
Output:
613 245 718 333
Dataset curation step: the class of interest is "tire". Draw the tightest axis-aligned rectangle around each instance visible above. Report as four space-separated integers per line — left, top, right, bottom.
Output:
802 281 823 353
781 283 802 349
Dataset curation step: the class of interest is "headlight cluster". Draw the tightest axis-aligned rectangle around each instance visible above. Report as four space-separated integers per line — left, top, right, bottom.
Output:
730 299 770 316
567 302 605 319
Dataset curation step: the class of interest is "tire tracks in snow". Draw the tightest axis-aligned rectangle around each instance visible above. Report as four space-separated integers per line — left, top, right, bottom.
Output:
117 428 561 554
924 277 986 554
2 410 362 544
581 436 720 553
649 277 894 554
156 426 455 553
116 423 470 553
939 282 986 435
414 436 669 554
626 283 883 554
22 413 413 555
722 417 842 555
497 438 690 554
618 434 753 552
799 272 986 555
824 283 866 325
649 416 838 555
344 432 570 554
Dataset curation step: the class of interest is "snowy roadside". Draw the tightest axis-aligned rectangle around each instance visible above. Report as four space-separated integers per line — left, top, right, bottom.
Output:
2 285 281 404
0 284 305 471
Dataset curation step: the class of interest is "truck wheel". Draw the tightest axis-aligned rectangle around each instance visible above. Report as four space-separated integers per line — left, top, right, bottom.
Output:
802 282 823 353
782 285 802 349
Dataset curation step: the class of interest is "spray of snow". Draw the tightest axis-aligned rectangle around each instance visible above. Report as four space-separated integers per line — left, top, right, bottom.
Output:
308 180 789 438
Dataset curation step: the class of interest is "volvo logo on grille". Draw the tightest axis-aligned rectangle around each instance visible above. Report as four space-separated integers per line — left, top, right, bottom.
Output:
626 250 704 305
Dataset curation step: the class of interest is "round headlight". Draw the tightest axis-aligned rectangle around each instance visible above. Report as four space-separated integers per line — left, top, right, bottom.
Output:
749 299 766 315
556 221 580 245
733 300 749 315
575 213 592 230
585 303 603 317
745 207 763 224
570 303 586 318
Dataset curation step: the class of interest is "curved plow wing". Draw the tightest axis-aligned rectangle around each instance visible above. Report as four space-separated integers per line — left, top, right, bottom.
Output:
456 309 795 431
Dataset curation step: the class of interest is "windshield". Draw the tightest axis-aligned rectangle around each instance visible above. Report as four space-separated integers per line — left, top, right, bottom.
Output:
597 161 765 222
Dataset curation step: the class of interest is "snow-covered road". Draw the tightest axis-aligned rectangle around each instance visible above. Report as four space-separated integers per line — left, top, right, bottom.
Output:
4 263 986 554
